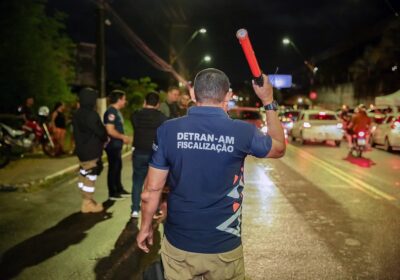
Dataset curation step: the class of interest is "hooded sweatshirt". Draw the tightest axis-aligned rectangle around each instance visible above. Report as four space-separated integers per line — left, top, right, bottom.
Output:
73 89 108 161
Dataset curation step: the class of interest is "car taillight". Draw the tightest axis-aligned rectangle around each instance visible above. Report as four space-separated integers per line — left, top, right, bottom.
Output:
337 123 343 129
303 122 311 128
358 131 365 137
391 121 400 130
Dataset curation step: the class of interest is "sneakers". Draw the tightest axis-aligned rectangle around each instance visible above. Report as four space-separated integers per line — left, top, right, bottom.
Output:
109 194 126 201
118 188 131 198
131 211 139 218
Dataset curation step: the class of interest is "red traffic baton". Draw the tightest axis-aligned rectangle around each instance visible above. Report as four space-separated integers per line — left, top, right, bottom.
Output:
236 28 264 86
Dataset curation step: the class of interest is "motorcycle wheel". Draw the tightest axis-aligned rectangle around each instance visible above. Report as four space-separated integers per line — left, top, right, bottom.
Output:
42 142 58 157
0 144 11 168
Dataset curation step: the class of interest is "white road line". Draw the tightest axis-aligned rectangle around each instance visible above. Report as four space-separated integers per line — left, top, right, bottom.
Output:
288 145 396 201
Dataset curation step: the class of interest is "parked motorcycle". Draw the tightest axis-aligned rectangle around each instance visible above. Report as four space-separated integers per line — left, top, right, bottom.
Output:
0 106 58 168
349 131 368 157
0 122 34 168
0 128 11 168
22 106 58 157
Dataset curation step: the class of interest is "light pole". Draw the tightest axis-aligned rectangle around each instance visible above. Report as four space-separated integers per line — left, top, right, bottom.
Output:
170 28 207 65
96 0 107 117
282 37 318 74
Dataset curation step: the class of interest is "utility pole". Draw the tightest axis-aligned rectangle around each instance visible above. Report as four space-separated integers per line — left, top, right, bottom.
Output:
96 0 107 118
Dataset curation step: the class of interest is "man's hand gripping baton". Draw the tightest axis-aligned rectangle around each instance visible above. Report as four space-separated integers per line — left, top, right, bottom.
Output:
236 28 264 86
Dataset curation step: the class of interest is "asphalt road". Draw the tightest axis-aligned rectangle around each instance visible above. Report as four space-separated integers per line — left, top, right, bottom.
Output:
0 142 399 279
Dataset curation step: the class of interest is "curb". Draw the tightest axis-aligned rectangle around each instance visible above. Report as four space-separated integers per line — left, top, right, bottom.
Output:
0 150 133 193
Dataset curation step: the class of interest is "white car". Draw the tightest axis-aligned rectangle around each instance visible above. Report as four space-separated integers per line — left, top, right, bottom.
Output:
291 110 344 146
371 114 400 151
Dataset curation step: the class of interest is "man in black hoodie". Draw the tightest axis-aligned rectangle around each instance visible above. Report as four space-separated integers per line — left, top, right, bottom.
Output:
73 88 108 213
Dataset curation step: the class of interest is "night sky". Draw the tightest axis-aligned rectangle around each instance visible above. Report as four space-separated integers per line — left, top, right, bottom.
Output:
47 0 398 88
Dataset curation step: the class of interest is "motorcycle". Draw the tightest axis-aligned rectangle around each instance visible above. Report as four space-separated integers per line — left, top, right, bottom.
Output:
21 106 58 157
0 106 58 168
0 122 34 168
349 131 368 157
0 127 11 168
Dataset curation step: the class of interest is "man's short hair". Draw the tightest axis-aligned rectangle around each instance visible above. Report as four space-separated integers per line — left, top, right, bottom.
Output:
194 68 230 104
145 91 160 106
108 90 126 104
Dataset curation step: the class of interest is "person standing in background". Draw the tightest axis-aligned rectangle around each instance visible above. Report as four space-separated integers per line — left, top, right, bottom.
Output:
130 92 167 218
104 90 132 201
159 86 180 119
50 102 67 154
73 88 108 213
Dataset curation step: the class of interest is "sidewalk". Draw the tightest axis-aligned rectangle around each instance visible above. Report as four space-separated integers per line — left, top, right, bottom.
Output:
0 148 132 191
0 153 78 190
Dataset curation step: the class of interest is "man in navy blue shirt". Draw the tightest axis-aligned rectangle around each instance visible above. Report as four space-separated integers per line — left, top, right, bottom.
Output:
104 90 132 201
137 69 285 279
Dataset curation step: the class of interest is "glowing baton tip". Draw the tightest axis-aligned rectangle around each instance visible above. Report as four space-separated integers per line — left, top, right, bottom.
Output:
236 28 248 39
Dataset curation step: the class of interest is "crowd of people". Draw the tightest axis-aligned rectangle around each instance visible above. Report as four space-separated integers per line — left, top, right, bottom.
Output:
72 86 192 214
20 69 284 279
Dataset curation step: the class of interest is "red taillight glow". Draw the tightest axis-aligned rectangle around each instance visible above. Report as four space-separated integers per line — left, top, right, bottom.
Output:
303 122 311 128
358 131 365 137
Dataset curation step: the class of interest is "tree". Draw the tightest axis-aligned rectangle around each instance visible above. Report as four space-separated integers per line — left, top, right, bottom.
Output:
0 0 75 113
110 77 158 114
349 20 400 99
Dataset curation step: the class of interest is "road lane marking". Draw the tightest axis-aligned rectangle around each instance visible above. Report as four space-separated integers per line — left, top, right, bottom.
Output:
287 145 397 201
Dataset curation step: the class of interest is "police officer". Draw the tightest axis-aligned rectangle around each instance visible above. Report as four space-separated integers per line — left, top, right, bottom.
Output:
104 90 132 201
137 69 286 279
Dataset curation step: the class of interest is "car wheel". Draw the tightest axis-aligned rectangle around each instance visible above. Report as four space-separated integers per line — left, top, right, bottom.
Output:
384 137 393 152
335 140 341 147
370 136 376 147
299 132 305 145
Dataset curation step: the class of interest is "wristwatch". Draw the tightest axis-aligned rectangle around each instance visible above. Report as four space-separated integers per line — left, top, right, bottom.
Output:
263 100 279 111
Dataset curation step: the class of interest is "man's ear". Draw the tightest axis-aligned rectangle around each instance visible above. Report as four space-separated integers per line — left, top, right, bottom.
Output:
224 91 233 102
189 87 196 102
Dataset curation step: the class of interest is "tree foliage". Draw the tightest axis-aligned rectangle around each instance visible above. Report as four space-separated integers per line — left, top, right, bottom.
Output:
0 0 75 113
349 20 400 97
110 77 158 115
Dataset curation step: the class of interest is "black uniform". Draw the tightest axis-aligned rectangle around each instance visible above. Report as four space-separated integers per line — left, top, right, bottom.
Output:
104 106 125 197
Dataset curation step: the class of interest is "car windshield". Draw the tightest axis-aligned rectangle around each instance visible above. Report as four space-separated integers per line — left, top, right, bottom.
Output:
229 110 260 120
308 114 337 120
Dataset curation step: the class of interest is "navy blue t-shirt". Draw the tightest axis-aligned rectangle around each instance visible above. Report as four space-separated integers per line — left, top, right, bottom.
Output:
104 106 124 149
150 106 272 254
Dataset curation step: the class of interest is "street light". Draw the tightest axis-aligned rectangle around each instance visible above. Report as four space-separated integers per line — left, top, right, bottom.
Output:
171 28 207 64
203 55 211 62
282 37 318 74
282 38 290 45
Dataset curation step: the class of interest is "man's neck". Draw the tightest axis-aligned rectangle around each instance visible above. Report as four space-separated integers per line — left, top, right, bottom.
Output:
111 104 120 110
196 102 224 108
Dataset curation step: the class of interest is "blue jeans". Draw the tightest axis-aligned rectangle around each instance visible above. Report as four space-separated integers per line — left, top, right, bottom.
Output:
131 152 151 212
